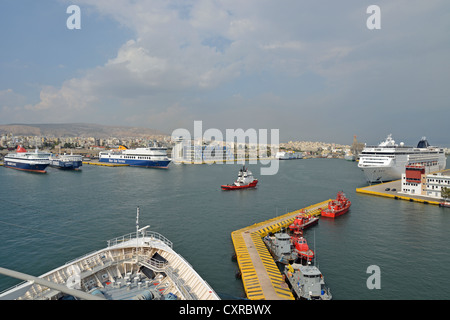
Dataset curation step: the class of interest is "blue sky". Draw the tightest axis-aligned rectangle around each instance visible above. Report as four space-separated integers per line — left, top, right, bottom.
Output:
0 0 449 147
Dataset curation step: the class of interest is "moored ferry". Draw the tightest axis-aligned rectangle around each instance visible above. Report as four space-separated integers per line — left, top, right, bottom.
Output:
3 146 51 173
321 191 351 218
99 145 171 168
50 152 83 170
358 134 446 183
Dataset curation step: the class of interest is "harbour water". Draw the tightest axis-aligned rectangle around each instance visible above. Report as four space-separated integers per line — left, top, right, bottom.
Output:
1 157 449 300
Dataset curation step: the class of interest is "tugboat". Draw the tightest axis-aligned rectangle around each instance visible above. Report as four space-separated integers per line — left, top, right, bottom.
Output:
284 262 332 300
221 166 258 190
263 231 296 264
321 191 351 218
263 228 314 264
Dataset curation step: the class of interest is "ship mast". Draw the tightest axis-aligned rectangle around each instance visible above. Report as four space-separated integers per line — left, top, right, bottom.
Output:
135 206 149 255
136 206 140 254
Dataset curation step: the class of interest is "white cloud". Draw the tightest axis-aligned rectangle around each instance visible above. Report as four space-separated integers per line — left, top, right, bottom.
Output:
3 0 449 143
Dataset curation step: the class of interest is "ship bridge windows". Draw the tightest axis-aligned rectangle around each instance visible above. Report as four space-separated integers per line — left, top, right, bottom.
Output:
304 274 321 278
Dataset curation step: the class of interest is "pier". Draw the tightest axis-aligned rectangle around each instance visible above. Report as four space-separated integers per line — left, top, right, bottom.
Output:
82 160 129 167
355 172 450 206
231 199 331 300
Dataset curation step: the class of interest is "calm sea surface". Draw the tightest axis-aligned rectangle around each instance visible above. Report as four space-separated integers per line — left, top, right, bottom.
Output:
1 158 449 299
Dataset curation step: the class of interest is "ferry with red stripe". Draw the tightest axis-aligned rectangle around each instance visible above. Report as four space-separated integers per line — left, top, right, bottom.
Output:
3 145 51 173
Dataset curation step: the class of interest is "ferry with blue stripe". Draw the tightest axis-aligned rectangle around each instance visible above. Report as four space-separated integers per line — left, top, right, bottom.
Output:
3 145 51 173
50 152 83 170
98 145 171 168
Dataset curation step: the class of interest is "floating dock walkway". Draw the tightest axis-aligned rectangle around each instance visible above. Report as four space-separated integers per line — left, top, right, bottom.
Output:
231 199 331 300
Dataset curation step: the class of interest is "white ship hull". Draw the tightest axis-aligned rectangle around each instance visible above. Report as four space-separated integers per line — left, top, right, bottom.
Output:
358 135 446 183
0 230 219 300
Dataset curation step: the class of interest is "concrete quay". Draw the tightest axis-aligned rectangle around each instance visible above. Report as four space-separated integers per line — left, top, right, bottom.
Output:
82 160 129 167
355 169 450 205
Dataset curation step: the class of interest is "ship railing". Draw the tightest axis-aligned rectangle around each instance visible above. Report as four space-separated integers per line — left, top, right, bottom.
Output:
107 231 173 249
137 255 197 300
137 255 169 272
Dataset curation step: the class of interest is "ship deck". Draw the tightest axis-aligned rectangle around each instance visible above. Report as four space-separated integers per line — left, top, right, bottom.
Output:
231 199 331 300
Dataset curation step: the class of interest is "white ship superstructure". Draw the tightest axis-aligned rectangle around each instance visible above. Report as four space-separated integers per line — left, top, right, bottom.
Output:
3 146 51 173
275 151 303 160
99 145 171 168
358 134 446 183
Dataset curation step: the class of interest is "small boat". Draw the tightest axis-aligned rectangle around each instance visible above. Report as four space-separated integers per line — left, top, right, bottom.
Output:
50 152 83 170
284 262 332 300
292 235 314 262
288 212 319 234
439 201 450 208
321 191 351 218
263 231 297 264
221 166 258 190
3 145 51 173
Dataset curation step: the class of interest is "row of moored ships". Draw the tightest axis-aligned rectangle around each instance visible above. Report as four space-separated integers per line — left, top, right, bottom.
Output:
2 145 171 173
358 134 446 183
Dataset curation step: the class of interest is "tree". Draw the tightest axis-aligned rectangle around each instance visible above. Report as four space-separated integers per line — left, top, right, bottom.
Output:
441 187 450 201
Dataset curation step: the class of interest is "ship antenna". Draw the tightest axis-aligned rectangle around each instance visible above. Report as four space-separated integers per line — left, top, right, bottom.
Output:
135 206 150 255
136 206 140 254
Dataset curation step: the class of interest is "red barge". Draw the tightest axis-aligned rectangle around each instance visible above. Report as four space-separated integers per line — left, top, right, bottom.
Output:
321 191 351 218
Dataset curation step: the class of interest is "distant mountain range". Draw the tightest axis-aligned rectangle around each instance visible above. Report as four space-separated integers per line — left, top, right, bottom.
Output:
0 123 167 138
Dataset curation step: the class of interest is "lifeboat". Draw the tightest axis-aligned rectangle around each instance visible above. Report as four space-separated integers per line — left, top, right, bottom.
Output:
293 236 314 262
321 191 351 218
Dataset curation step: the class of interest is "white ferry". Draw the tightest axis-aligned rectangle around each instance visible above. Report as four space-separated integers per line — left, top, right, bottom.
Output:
3 146 51 173
0 208 220 300
50 152 83 170
358 134 446 183
99 145 171 168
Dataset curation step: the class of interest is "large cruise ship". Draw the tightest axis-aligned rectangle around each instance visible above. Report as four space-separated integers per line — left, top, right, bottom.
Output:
358 134 446 183
99 145 171 168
